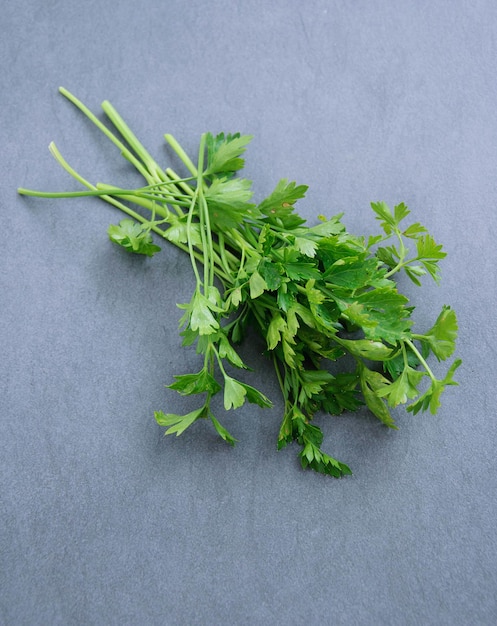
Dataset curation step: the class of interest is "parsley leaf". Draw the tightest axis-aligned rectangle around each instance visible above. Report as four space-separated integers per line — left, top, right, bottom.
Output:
204 177 257 230
204 132 253 176
177 289 221 335
108 219 161 256
407 358 462 415
223 376 247 410
167 368 221 396
415 234 446 283
210 413 238 446
155 407 205 436
418 305 458 361
376 365 425 407
258 179 308 228
358 363 398 429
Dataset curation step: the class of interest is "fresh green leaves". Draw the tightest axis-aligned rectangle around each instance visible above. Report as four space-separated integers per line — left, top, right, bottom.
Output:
372 201 447 285
376 364 425 408
205 132 253 177
178 289 221 335
18 87 462 478
155 407 204 436
418 305 458 361
259 179 308 229
278 406 352 477
407 357 461 415
204 177 256 230
108 219 161 256
221 377 271 411
371 200 410 234
358 364 398 428
167 369 222 396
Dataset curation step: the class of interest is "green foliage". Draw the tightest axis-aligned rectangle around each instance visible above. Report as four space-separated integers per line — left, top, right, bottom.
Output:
204 177 257 230
372 201 447 285
177 289 221 335
258 179 308 229
108 219 161 256
17 87 462 478
204 132 253 176
418 305 458 361
155 407 205 436
167 368 222 396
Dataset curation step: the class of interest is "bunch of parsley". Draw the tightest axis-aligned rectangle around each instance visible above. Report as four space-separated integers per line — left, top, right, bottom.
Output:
18 88 461 477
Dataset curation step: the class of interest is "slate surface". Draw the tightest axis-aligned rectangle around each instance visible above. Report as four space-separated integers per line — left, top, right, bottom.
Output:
2 1 496 624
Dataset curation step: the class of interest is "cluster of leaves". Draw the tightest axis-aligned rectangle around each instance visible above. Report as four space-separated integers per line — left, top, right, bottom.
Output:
18 88 461 477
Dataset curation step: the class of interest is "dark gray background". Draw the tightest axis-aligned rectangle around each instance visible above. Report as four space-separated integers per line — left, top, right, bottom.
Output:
2 1 496 624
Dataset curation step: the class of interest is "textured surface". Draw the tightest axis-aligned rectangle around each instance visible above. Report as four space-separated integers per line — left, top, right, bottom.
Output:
2 1 496 624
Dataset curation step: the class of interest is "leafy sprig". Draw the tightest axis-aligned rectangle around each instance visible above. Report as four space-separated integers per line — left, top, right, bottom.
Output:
371 201 447 285
17 88 462 477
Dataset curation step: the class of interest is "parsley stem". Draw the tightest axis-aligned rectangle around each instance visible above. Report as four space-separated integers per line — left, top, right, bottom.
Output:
17 184 191 215
198 197 210 290
195 134 214 292
241 223 259 248
145 176 197 187
272 353 286 396
165 168 196 197
161 168 195 215
186 189 203 288
228 228 256 254
383 228 409 278
165 134 198 177
384 256 418 278
59 87 153 183
217 232 233 276
212 344 228 378
238 245 246 280
47 142 93 189
95 184 179 216
101 100 162 180
404 339 437 383
401 342 410 368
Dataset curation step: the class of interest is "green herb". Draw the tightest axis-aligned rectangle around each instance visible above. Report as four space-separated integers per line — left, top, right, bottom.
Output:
18 87 461 477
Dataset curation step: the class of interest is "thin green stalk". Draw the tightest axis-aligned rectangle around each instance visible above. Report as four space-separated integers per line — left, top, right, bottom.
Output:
186 188 203 288
198 193 209 290
95 183 188 216
384 257 420 279
404 339 437 383
198 196 217 287
48 142 93 189
195 134 211 292
165 168 196 197
59 87 153 183
202 195 216 287
17 187 126 199
165 134 198 177
227 227 257 255
217 232 233 277
160 169 195 216
17 184 190 213
236 244 246 281
241 222 260 248
101 99 163 180
272 353 286 397
136 173 195 216
212 344 231 381
146 176 197 188
383 228 408 278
